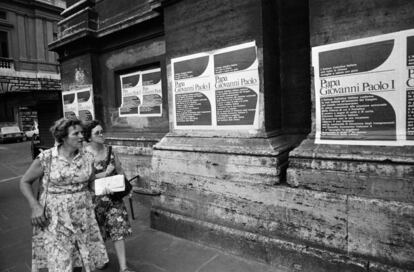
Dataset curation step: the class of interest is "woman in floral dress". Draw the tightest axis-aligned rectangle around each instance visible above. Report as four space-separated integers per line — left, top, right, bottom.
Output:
20 118 108 272
84 120 134 272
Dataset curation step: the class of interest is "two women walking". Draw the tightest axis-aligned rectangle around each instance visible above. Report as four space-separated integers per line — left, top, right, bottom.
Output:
20 118 135 272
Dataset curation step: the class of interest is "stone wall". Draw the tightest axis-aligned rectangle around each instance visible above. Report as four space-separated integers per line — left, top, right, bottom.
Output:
286 0 414 271
51 1 414 271
97 35 168 135
150 1 325 272
53 0 167 189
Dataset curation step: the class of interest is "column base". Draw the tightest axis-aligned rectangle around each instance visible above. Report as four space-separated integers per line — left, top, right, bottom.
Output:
286 139 414 270
151 208 407 272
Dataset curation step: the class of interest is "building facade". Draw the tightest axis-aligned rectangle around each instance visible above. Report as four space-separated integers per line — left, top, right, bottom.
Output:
50 1 414 271
0 0 64 142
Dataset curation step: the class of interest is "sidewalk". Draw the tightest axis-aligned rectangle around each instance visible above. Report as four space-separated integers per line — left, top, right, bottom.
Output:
101 194 277 272
0 180 276 272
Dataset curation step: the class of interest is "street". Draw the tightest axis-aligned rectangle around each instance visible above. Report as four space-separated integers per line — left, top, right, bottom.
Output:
0 141 33 182
0 141 33 272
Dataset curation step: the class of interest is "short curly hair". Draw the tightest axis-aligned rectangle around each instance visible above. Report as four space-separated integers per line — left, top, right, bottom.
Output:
83 119 102 142
49 118 82 144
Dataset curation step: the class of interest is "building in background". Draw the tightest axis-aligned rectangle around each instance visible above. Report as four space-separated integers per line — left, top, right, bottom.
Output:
50 1 414 272
0 0 65 144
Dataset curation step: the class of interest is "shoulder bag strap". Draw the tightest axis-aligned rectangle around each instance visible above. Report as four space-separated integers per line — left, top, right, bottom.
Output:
42 151 53 208
105 145 112 168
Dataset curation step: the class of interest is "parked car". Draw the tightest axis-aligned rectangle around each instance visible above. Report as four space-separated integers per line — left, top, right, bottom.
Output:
24 122 39 140
0 126 27 143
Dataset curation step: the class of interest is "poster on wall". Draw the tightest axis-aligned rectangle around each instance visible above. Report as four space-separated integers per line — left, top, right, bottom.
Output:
406 34 414 141
313 29 414 146
119 72 140 117
141 68 163 116
214 44 259 126
173 53 213 126
118 68 163 117
171 41 259 129
62 87 95 121
62 91 78 119
77 88 94 121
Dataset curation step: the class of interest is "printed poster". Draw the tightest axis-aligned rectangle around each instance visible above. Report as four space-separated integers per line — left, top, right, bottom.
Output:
141 68 163 116
173 53 212 126
313 29 414 145
172 41 259 129
119 72 140 117
406 35 414 140
77 88 94 121
214 45 259 126
62 91 77 120
118 68 162 117
62 87 95 121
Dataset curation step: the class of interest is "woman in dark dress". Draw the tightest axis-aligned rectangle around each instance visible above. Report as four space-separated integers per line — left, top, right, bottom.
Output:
84 120 134 272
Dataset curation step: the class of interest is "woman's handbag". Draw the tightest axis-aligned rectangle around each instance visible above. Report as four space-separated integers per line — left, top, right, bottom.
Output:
105 146 132 200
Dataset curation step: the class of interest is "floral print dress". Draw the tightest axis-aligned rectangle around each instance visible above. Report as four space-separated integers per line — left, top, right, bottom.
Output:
32 147 108 272
91 145 132 241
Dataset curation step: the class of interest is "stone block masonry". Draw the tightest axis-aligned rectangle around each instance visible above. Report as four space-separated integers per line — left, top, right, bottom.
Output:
48 0 414 271
151 141 414 272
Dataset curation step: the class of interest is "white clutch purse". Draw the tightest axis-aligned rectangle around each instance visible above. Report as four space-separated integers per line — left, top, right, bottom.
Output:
94 174 126 195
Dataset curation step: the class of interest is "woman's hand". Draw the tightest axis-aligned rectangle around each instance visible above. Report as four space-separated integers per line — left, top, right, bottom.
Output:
102 187 113 195
31 202 48 228
95 172 106 179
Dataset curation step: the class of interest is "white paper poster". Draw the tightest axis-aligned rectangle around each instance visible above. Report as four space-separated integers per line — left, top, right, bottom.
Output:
141 68 163 116
172 41 260 129
313 30 414 145
62 87 95 121
118 68 162 117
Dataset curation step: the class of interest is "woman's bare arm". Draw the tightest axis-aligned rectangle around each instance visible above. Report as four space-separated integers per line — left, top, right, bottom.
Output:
20 159 47 228
113 152 124 175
